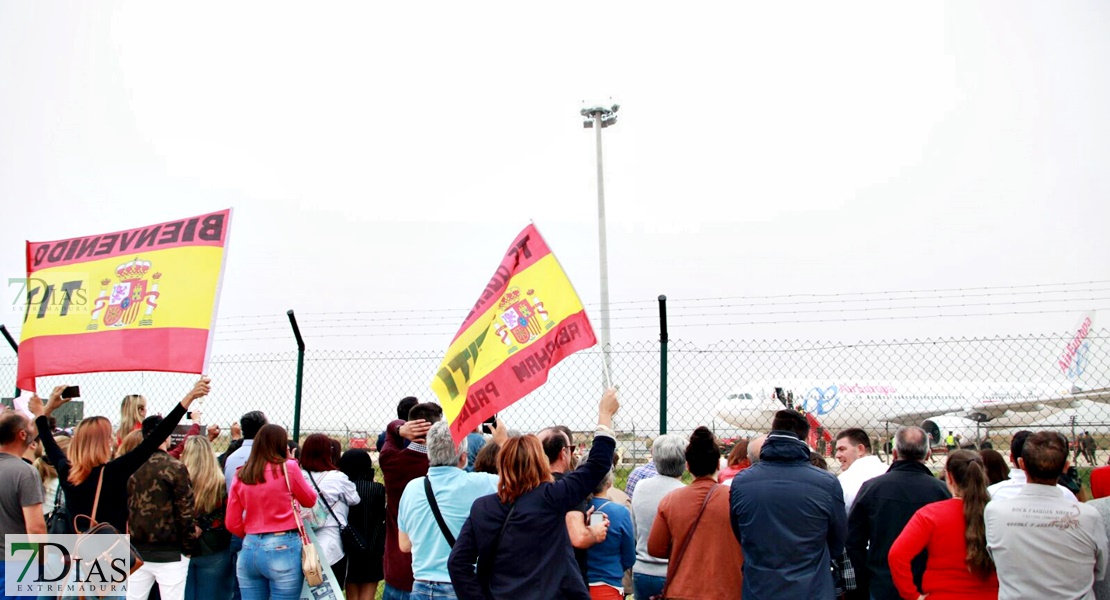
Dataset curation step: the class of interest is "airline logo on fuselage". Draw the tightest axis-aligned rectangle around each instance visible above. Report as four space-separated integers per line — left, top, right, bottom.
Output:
800 384 897 416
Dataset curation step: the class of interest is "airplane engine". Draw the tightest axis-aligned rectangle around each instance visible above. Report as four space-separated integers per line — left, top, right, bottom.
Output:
921 417 979 447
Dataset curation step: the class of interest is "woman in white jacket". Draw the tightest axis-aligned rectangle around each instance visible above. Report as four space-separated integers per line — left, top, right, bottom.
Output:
300 433 360 587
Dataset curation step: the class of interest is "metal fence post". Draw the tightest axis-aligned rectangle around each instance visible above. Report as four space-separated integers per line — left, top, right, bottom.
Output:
658 295 668 435
287 310 306 443
0 324 19 397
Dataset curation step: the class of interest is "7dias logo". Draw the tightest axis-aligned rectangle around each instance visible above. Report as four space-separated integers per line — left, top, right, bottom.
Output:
5 534 134 597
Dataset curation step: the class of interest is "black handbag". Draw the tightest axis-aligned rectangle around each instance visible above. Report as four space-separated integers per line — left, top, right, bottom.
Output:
46 485 74 535
308 472 369 553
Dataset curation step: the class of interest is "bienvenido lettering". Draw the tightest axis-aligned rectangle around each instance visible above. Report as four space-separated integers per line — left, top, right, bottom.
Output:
511 322 582 383
32 213 227 267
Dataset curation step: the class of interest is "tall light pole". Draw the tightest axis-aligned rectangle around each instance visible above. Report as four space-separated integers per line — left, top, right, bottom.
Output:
581 103 619 387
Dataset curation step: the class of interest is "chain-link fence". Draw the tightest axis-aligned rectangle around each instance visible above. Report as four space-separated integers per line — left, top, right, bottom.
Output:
2 328 1107 465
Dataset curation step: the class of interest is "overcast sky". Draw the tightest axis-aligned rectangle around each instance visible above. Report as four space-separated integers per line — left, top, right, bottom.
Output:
2 1 1108 362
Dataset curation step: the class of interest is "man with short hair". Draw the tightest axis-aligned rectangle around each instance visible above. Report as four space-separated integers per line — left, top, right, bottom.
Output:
747 434 767 465
397 421 502 599
845 426 950 600
380 401 439 600
127 415 199 600
222 410 267 489
835 428 889 511
539 425 608 584
986 431 1108 599
730 410 847 599
0 411 47 600
629 434 687 600
988 430 1077 501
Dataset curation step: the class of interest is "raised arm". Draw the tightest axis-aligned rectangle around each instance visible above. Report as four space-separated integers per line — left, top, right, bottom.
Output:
546 388 620 512
113 377 210 477
29 388 70 477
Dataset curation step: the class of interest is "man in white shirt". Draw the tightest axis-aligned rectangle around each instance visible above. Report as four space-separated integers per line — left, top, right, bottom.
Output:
988 430 1077 502
835 428 889 511
986 431 1107 599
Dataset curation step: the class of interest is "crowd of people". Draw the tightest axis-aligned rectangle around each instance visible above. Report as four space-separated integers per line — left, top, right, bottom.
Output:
3 382 1110 599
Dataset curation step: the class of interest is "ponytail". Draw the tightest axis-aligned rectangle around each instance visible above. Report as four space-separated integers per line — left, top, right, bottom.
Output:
946 450 995 578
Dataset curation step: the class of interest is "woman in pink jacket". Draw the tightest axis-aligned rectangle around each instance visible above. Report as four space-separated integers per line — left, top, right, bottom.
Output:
227 424 317 600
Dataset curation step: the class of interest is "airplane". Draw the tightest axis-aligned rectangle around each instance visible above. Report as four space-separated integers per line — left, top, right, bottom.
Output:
716 311 1110 446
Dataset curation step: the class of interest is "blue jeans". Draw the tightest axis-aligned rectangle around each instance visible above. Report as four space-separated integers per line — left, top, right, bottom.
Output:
185 550 232 600
227 536 242 600
632 573 665 600
382 583 411 600
237 532 303 600
410 581 456 600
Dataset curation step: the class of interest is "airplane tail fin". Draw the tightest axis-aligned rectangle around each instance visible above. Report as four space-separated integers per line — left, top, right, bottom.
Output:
1058 311 1096 385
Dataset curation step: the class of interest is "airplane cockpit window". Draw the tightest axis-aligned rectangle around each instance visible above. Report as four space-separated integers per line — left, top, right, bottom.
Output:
744 393 753 400
727 394 739 400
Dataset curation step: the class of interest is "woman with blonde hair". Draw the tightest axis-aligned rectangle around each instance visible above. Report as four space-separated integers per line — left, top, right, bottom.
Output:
889 450 998 599
181 436 233 600
30 378 211 534
118 394 147 444
448 389 620 600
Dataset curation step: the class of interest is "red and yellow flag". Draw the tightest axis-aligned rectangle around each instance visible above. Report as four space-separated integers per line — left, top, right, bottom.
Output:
431 225 596 442
17 209 232 391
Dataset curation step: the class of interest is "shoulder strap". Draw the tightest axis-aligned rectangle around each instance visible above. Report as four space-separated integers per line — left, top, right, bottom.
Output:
53 484 64 511
424 476 456 547
90 468 105 523
660 484 719 598
283 462 309 544
308 471 342 525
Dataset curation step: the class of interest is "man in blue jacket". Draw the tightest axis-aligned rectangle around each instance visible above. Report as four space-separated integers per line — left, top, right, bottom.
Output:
730 409 847 599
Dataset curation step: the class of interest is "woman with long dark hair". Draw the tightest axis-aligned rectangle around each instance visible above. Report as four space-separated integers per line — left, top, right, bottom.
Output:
338 449 385 600
889 450 998 599
447 389 620 600
226 424 318 600
299 434 359 589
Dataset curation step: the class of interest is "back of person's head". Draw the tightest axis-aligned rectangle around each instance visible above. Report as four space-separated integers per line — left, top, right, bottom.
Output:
979 449 1010 486
397 396 419 420
339 448 375 482
497 434 552 503
117 430 144 456
894 426 930 462
748 434 767 464
240 411 267 440
540 427 572 464
181 436 226 515
1008 430 1032 465
239 424 289 485
809 452 829 470
652 434 687 478
287 441 300 461
771 410 809 439
1021 431 1068 482
727 439 750 467
474 442 500 475
328 438 342 468
140 415 163 439
0 411 29 445
427 421 467 467
300 433 338 472
945 450 994 578
594 466 615 495
835 428 871 453
69 416 114 485
686 427 720 478
408 402 443 424
35 435 70 483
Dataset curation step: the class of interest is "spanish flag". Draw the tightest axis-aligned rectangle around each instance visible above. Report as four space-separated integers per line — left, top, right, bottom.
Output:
17 209 231 392
431 224 596 443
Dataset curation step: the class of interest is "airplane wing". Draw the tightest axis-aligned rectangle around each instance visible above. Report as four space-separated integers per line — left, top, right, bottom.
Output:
882 387 1110 426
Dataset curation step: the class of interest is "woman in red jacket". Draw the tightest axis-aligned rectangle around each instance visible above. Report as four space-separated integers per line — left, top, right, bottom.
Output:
227 424 317 600
888 450 998 600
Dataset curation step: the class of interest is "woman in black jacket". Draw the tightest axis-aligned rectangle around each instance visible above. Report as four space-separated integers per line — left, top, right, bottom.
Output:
29 378 210 533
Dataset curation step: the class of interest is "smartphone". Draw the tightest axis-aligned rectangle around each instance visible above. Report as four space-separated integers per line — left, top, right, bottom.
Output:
589 511 606 527
481 414 497 434
61 386 80 399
